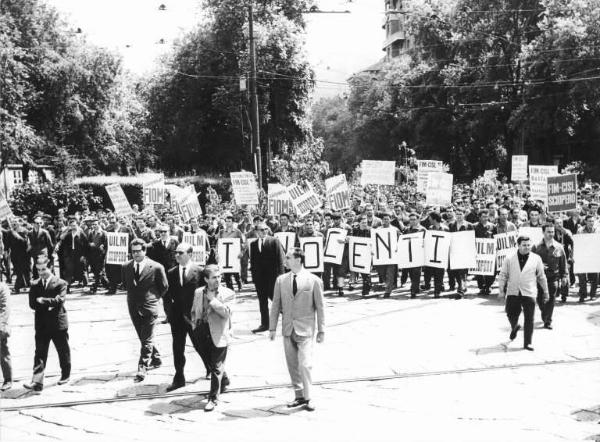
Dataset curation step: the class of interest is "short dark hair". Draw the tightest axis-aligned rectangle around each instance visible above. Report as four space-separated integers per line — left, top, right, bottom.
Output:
35 254 52 268
517 235 530 245
279 213 289 220
478 209 489 218
289 247 305 264
130 238 147 251
429 212 442 223
253 215 262 222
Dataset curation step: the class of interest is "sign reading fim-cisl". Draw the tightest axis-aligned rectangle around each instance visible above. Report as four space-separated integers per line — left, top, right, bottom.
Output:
547 174 577 212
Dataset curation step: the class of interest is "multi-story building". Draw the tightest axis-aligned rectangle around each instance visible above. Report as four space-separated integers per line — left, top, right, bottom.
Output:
383 0 413 59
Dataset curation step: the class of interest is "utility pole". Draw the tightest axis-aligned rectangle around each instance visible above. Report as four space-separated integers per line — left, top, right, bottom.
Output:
248 3 263 190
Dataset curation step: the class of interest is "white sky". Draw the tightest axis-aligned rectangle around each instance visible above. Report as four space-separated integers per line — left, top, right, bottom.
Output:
46 0 383 98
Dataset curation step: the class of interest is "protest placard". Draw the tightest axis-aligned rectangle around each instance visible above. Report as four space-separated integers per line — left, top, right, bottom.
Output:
299 236 324 273
142 174 165 206
396 232 425 269
217 238 241 273
268 184 293 216
274 232 296 255
426 172 453 206
423 230 451 269
0 190 13 221
518 227 543 246
105 184 133 217
547 174 577 212
511 155 528 182
573 234 600 274
494 231 518 269
483 169 497 181
469 238 496 275
325 174 350 211
324 228 347 264
287 184 321 217
182 232 207 265
106 232 129 265
360 160 395 186
528 165 558 203
417 160 444 193
371 227 398 266
230 171 259 205
348 237 372 274
449 230 476 270
177 186 202 220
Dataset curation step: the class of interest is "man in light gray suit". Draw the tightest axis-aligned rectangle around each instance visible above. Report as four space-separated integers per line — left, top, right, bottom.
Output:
269 247 325 412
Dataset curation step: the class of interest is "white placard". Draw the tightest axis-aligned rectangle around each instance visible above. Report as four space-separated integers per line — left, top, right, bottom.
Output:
143 174 165 205
528 165 558 203
106 232 129 264
511 155 528 182
105 184 133 217
217 238 241 273
268 183 293 216
0 190 13 221
371 227 398 266
177 186 202 220
287 184 321 218
494 231 518 269
469 238 496 275
417 160 444 193
360 160 395 186
426 172 453 207
423 230 451 269
323 228 347 264
274 232 296 255
230 171 259 205
449 230 477 270
573 234 600 274
348 237 372 274
518 227 543 246
182 232 207 265
396 232 425 268
325 175 351 211
299 236 324 273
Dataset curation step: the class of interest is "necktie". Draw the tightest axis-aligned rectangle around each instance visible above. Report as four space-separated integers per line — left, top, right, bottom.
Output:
135 263 140 281
181 266 186 286
42 279 47 290
292 274 297 296
259 238 263 253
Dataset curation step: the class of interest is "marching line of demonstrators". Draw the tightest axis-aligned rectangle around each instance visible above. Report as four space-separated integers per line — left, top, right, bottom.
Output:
0 181 599 411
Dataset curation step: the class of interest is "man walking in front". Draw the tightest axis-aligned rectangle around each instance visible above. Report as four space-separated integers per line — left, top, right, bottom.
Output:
122 239 168 382
269 248 325 411
497 236 549 351
24 255 71 392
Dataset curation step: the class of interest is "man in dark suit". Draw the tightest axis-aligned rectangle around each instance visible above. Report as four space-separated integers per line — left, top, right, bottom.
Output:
58 218 89 292
23 255 71 393
164 243 207 391
148 225 179 273
250 221 285 333
28 216 54 279
122 238 168 382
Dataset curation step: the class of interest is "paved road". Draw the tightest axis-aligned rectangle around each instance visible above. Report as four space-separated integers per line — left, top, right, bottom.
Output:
1 278 599 441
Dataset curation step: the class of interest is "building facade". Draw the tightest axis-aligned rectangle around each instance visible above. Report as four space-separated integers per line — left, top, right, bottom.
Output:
383 0 413 59
0 164 55 197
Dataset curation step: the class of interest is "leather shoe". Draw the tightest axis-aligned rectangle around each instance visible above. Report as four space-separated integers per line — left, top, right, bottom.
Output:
304 400 315 412
57 377 70 385
150 359 162 369
220 377 230 394
204 399 217 412
1 381 12 391
166 381 185 392
252 326 268 334
287 398 307 408
134 373 145 383
23 382 43 392
543 323 553 330
509 324 521 341
524 345 534 351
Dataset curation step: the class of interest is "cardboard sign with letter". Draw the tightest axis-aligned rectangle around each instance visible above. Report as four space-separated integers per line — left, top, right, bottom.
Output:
573 234 600 274
106 232 129 265
324 228 347 264
230 171 259 206
348 237 372 274
371 227 398 266
287 184 321 218
268 184 293 216
528 165 558 203
105 184 133 217
274 232 296 255
143 174 165 206
396 232 425 268
217 238 241 273
547 174 577 213
299 236 324 273
182 232 207 265
449 230 476 270
494 231 518 269
325 175 351 211
360 160 395 186
511 155 528 182
423 230 451 269
518 227 543 246
426 172 453 207
417 160 444 193
469 238 496 275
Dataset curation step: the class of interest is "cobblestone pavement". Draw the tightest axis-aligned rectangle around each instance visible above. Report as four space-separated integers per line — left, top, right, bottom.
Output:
1 277 599 441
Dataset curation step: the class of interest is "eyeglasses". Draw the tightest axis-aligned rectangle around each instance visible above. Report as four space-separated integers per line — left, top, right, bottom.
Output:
175 251 185 255
131 249 144 254
257 228 266 231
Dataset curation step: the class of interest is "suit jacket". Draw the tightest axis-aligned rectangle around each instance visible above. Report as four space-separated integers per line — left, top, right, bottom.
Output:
148 238 179 272
497 252 548 299
563 217 581 236
28 228 54 257
122 258 168 317
165 263 204 328
191 285 234 348
28 275 68 332
270 269 325 338
59 230 89 260
250 236 285 281
0 282 9 335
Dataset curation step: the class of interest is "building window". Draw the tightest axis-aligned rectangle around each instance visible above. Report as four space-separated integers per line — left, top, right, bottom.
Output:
12 170 23 185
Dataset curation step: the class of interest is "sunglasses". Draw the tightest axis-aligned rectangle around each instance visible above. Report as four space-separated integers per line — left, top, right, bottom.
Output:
175 251 186 255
